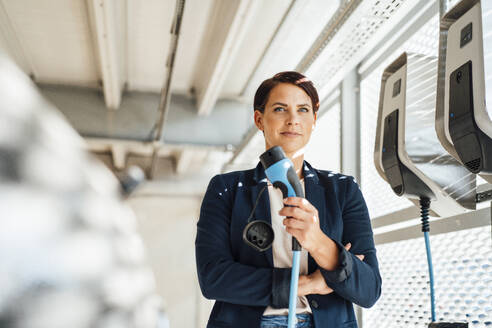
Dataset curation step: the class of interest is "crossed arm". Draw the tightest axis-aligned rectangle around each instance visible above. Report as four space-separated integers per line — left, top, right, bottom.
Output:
279 179 382 307
279 197 364 297
297 243 364 297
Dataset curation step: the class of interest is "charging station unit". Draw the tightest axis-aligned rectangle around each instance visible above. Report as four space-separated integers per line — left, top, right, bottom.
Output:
374 52 476 215
374 52 476 327
436 0 492 184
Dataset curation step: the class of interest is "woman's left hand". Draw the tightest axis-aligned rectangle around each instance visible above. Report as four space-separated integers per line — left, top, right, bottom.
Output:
280 197 323 253
298 269 333 296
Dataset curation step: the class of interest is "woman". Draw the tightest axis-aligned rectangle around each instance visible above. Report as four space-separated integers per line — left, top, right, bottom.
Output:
195 71 381 328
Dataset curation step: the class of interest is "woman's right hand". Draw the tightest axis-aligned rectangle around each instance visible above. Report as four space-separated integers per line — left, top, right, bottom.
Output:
298 243 364 296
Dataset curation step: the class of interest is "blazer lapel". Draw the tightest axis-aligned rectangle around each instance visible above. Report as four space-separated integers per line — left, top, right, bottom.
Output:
303 162 326 274
249 162 273 267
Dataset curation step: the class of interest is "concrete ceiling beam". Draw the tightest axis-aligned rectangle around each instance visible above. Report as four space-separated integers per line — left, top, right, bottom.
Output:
193 0 258 116
86 0 126 109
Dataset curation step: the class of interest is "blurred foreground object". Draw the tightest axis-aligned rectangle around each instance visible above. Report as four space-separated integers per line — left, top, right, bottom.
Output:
0 54 168 328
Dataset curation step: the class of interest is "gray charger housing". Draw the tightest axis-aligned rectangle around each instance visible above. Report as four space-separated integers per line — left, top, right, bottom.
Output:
436 0 492 184
374 53 476 215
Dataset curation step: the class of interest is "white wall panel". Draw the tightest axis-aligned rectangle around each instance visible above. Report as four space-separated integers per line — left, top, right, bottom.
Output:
127 195 213 328
305 103 341 173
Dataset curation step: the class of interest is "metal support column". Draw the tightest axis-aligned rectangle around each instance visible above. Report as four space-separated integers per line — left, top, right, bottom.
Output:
340 68 362 326
340 68 361 182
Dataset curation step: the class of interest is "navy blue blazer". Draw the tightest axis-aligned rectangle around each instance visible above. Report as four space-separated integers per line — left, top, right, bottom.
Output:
195 161 381 328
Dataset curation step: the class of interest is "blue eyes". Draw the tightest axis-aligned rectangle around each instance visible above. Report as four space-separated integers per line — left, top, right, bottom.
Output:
273 107 309 112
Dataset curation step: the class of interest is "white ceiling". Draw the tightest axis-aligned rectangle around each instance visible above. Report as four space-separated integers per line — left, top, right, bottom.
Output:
0 0 324 100
0 0 429 176
1 0 100 86
0 0 423 111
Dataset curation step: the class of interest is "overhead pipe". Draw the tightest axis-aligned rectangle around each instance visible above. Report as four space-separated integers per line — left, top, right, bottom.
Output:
148 0 186 179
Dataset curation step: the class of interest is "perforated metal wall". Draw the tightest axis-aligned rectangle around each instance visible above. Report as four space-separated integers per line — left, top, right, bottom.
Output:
311 0 409 89
363 226 492 327
447 0 462 9
360 4 492 326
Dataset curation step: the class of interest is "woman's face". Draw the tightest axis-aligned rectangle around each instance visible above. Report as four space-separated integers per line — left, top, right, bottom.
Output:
254 83 317 157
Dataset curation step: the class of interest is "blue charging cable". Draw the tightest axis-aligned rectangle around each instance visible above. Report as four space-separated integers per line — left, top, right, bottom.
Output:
420 197 436 322
288 251 301 326
261 147 304 328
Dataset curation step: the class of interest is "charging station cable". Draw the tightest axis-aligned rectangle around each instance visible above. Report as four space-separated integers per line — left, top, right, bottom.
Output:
420 197 436 322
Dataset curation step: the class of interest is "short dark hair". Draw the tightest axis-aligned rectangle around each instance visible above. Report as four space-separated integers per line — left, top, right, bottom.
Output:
253 71 320 114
